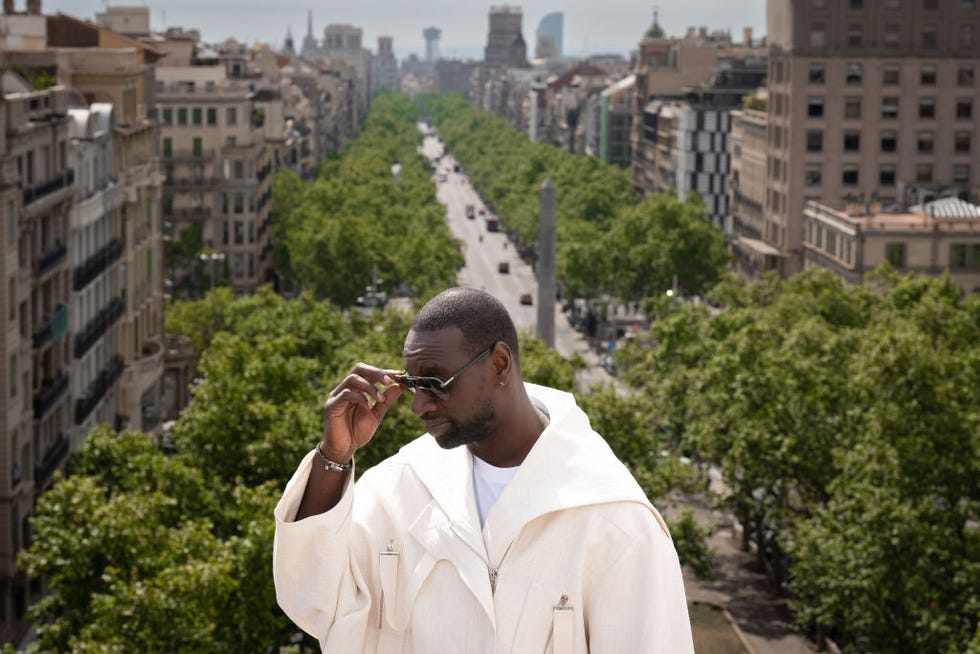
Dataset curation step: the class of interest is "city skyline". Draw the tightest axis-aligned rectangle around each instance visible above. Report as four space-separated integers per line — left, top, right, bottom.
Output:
43 0 766 59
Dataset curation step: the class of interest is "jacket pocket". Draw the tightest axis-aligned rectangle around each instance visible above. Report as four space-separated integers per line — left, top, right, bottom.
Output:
377 542 438 634
510 582 578 654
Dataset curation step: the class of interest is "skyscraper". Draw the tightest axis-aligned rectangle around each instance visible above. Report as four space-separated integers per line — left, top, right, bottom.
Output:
484 6 528 69
536 12 563 60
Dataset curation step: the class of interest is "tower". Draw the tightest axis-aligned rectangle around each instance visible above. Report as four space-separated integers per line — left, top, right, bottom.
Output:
423 27 441 63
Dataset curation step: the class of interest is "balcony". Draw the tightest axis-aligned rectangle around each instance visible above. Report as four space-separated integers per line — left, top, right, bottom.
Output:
22 169 75 207
33 372 69 419
165 177 218 189
33 241 67 278
161 148 216 162
74 355 125 426
32 303 69 349
73 238 124 291
163 207 211 222
73 296 126 360
34 434 70 491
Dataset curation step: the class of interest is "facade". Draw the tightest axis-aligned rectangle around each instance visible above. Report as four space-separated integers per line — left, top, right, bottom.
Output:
598 75 635 166
423 27 440 64
370 36 399 100
484 6 529 70
766 0 980 275
536 12 563 60
803 197 980 294
323 24 370 115
0 78 75 643
729 96 779 279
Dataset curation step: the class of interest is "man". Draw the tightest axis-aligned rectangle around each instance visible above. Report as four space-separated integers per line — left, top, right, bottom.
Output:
274 287 694 653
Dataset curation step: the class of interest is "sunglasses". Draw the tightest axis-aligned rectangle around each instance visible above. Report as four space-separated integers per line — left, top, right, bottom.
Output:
394 345 494 400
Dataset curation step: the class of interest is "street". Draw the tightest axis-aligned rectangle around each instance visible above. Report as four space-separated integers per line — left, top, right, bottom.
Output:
419 127 614 389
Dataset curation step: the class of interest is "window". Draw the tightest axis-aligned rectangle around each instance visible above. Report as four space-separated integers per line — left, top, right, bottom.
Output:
917 131 934 153
233 253 244 279
950 244 968 268
958 66 975 86
920 65 937 85
882 97 899 119
812 0 825 7
842 166 859 185
192 137 203 156
953 165 970 183
234 221 244 244
924 0 938 7
810 26 826 48
226 107 237 126
886 243 906 267
847 25 863 48
849 0 863 7
7 278 14 320
955 131 972 153
805 166 822 185
207 107 218 125
222 221 229 245
162 137 172 157
919 97 936 119
880 164 896 185
962 0 976 7
844 132 861 151
956 99 973 119
846 63 863 85
6 201 13 245
844 97 862 119
883 64 900 85
809 64 825 84
881 130 897 152
177 107 187 126
8 355 16 398
884 25 901 48
807 130 823 152
922 26 938 48
233 193 244 214
961 24 976 47
162 107 173 125
808 96 825 118
916 163 933 182
233 160 245 179
886 0 900 7
191 107 202 125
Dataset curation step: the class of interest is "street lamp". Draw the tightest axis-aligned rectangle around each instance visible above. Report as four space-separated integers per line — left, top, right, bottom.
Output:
199 251 226 290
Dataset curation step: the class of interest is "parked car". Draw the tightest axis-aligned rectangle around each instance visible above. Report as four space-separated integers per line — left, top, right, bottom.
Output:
498 262 510 274
519 292 533 305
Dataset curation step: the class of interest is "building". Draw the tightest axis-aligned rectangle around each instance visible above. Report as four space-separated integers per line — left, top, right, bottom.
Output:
484 6 529 70
323 24 370 114
370 36 399 100
803 197 980 294
597 75 635 166
729 92 778 278
155 41 277 296
0 76 75 644
423 27 440 64
536 12 563 60
301 10 318 56
765 0 980 275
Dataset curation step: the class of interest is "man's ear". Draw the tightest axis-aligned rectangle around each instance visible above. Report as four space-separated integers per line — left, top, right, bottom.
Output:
491 341 513 383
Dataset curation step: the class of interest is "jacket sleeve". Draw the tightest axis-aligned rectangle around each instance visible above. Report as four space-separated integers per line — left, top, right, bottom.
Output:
273 450 374 649
585 510 695 654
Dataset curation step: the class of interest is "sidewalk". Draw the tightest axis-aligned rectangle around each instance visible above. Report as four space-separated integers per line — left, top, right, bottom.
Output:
681 511 815 654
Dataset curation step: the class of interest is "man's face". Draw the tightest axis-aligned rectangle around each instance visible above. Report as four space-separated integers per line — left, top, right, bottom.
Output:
402 327 496 450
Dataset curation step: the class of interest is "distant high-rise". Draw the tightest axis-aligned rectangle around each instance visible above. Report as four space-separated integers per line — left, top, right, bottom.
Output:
301 10 318 55
535 12 562 60
484 5 529 69
423 27 441 63
283 26 295 55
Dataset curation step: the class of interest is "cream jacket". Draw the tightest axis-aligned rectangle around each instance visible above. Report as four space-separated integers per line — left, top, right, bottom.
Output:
274 383 694 653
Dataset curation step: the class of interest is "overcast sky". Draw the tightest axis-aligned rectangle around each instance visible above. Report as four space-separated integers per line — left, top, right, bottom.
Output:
44 1 766 60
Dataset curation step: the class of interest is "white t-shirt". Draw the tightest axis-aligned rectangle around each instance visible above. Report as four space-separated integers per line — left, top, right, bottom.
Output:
472 456 520 528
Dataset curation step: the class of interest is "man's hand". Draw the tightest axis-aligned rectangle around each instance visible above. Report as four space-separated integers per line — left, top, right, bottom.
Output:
320 364 406 463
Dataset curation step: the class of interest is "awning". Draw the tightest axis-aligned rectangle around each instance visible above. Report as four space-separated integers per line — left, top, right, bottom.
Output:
736 237 787 257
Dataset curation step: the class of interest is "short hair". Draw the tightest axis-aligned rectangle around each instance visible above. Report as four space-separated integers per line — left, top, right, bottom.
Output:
411 287 519 363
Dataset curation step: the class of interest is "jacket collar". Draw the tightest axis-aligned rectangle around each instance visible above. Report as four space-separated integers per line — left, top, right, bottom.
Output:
400 383 653 562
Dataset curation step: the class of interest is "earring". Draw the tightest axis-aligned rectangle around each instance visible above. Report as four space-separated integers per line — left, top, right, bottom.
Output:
498 380 505 386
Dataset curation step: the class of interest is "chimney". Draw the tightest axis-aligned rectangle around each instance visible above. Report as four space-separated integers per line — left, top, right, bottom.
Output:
3 0 14 14
26 0 39 14
743 27 753 45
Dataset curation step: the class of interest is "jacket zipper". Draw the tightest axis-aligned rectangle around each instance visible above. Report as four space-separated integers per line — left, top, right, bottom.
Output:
449 522 513 594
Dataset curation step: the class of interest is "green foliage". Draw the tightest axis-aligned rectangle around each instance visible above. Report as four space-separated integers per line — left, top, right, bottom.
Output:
423 93 729 301
617 267 980 652
274 94 464 306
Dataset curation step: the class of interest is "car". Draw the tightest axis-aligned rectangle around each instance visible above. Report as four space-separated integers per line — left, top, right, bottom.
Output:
519 292 533 305
498 262 510 274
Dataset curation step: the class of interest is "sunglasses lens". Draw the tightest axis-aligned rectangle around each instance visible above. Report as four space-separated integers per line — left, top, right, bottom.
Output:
395 376 447 399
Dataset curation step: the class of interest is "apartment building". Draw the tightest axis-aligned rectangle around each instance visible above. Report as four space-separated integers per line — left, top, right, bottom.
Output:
766 0 980 275
370 36 399 100
156 57 276 295
803 197 980 293
0 78 74 643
